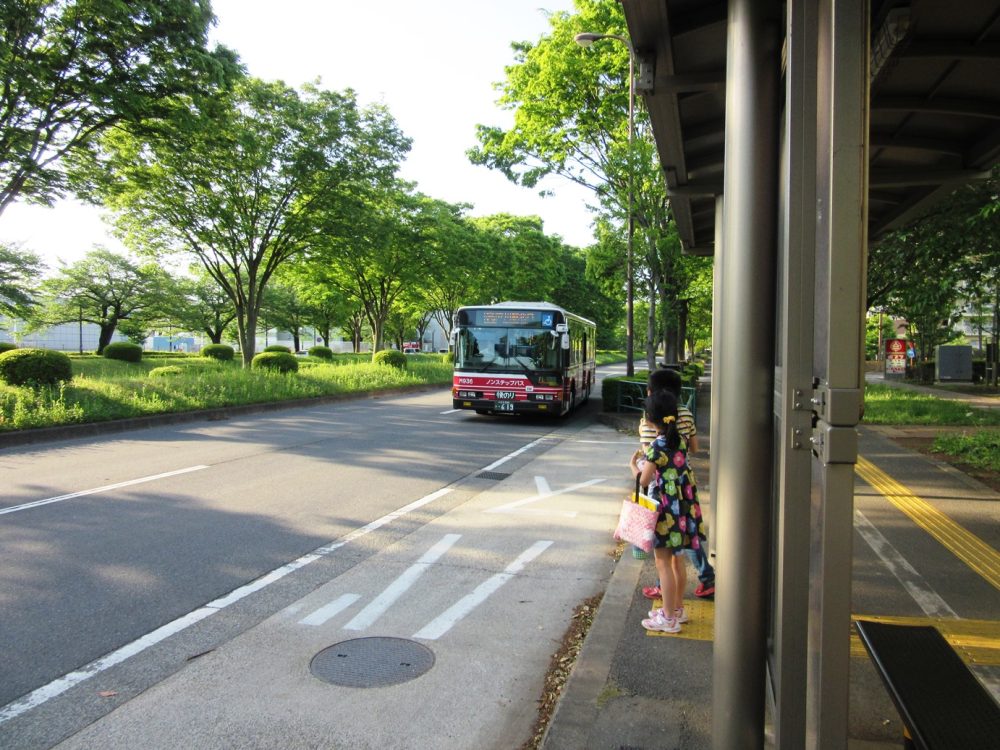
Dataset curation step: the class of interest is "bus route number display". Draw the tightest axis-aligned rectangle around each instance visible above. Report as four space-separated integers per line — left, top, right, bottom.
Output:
476 309 555 329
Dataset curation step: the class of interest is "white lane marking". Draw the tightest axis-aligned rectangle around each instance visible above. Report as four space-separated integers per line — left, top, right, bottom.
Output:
344 533 462 631
479 437 547 472
0 466 210 516
0 487 453 725
299 594 361 627
440 409 461 414
535 476 551 496
485 478 606 516
413 540 554 641
854 509 957 618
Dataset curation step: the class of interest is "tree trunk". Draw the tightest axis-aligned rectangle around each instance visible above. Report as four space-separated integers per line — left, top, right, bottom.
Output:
292 329 301 353
241 308 258 366
646 280 657 371
96 321 118 354
677 300 689 361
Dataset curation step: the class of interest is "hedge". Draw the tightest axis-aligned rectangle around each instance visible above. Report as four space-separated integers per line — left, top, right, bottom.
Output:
373 349 407 369
0 348 73 386
103 342 143 363
251 351 299 373
202 344 235 362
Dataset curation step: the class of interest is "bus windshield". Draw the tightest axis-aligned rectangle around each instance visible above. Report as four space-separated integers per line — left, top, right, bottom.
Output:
455 327 561 372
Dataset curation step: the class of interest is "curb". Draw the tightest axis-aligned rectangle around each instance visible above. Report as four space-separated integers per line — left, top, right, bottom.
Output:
0 384 446 450
541 551 644 749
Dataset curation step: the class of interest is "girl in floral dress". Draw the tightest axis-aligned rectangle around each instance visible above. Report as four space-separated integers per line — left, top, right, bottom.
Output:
628 391 706 633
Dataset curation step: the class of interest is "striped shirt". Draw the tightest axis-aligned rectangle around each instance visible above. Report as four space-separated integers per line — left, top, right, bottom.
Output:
639 405 696 449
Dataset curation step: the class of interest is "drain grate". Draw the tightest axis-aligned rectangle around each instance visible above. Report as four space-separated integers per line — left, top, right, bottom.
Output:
477 471 510 481
310 637 435 688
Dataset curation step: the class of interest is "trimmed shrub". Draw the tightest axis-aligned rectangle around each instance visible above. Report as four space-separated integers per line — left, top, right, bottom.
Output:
0 342 17 354
0 348 73 386
440 351 453 364
373 349 407 369
103 342 143 363
149 365 184 378
309 345 334 360
202 344 235 362
264 344 292 353
251 351 299 373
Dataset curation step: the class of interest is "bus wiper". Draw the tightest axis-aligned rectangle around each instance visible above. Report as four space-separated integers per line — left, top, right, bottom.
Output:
480 359 499 372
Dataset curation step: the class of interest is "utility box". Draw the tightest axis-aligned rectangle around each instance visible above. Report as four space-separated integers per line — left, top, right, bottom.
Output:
935 345 973 382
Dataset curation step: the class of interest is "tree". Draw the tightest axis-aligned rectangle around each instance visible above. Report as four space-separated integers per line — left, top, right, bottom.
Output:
468 0 677 369
38 248 167 352
0 243 44 318
168 271 237 345
0 0 237 219
84 78 409 365
261 282 313 353
312 182 432 353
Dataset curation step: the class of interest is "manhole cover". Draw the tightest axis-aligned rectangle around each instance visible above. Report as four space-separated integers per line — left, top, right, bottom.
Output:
309 637 435 688
477 471 510 481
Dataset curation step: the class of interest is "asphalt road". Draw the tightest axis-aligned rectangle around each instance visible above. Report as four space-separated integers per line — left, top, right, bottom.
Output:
0 367 636 749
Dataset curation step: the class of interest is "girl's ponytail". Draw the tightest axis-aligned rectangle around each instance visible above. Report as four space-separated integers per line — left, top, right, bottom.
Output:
643 391 681 451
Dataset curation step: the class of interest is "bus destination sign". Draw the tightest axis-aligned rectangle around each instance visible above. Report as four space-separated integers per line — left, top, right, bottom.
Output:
475 309 556 329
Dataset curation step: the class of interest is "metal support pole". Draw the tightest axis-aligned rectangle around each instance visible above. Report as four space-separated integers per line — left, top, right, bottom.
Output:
713 0 781 747
626 49 635 377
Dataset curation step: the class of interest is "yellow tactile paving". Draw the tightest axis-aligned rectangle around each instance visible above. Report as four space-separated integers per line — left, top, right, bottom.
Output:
855 455 1000 591
644 456 1000 668
644 602 1000 666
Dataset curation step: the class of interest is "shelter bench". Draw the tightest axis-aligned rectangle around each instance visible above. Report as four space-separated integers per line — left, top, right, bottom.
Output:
854 619 1000 749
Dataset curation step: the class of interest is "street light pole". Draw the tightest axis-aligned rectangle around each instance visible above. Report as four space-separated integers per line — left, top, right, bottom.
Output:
575 32 636 376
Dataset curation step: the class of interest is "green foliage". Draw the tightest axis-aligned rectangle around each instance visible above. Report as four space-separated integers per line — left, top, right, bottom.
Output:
201 344 235 361
440 352 453 364
86 76 410 365
0 348 73 386
149 366 183 378
373 349 407 369
862 384 1000 426
595 350 628 365
264 344 292 353
0 342 17 354
0 355 453 431
0 0 236 214
38 249 168 354
251 351 299 373
103 342 143 363
933 430 1000 472
309 345 334 360
0 244 45 317
682 361 705 387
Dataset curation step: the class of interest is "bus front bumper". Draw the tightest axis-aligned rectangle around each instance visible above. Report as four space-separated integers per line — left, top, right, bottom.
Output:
452 398 561 414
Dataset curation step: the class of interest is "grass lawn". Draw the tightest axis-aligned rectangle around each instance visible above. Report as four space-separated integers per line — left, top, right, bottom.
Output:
862 383 1000 426
0 353 452 432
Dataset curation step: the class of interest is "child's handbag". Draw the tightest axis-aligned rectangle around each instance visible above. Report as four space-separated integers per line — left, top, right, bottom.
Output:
613 476 660 553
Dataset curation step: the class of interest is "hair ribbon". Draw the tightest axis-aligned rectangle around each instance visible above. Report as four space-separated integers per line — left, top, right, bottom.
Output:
662 416 675 424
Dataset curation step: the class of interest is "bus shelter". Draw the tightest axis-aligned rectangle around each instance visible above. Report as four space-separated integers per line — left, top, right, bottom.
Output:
620 1 1000 747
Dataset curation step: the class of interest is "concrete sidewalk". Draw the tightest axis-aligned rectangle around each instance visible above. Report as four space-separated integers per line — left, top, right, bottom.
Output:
542 382 1000 749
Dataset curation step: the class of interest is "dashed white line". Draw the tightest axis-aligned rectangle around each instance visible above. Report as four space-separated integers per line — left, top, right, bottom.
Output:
440 408 461 414
0 466 210 516
413 540 554 641
479 437 548 472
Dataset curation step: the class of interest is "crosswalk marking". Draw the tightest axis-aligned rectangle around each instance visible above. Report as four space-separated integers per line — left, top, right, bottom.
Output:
413 540 554 641
343 534 462 631
299 594 360 627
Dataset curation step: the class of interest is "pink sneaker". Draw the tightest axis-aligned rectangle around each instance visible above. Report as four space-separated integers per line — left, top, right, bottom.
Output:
675 606 689 624
642 585 661 600
642 610 681 633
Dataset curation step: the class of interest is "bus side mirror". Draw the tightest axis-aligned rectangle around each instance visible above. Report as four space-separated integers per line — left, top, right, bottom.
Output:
555 323 568 333
561 333 570 350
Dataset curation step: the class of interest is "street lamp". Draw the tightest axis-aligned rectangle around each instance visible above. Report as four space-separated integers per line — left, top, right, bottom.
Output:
575 31 636 376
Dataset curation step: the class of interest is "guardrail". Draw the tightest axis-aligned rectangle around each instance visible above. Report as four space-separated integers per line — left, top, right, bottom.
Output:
615 380 696 421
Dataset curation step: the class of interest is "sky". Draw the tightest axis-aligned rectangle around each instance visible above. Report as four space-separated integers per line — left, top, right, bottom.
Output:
0 0 598 272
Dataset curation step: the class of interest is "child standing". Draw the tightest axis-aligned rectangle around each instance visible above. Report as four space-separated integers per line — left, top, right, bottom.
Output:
639 368 716 600
629 391 706 633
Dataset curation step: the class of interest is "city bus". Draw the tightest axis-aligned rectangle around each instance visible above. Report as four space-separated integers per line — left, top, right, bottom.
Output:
451 301 597 416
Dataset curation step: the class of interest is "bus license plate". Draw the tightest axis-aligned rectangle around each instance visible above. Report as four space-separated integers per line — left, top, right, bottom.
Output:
495 391 516 400
495 401 515 412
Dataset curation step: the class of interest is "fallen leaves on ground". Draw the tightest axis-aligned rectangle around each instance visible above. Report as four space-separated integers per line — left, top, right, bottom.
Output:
521 592 604 750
